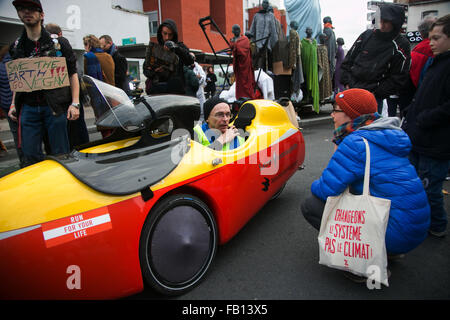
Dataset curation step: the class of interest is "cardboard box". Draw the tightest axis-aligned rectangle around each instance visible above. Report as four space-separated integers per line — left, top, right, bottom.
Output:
272 61 292 76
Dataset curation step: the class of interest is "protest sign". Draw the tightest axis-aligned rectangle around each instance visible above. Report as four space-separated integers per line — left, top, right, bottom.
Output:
6 57 70 92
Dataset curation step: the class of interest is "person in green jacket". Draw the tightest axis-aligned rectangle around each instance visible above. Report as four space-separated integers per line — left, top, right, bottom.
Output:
193 96 244 151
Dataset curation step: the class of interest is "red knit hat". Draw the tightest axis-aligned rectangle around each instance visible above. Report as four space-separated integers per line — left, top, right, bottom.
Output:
335 89 377 119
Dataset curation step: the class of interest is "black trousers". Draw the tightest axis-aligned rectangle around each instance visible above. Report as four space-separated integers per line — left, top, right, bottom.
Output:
300 194 326 231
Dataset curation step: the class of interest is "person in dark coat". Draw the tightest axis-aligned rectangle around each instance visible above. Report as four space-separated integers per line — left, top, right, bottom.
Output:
8 0 80 166
205 66 217 99
183 65 199 97
99 35 129 93
45 23 89 150
340 3 410 113
0 45 16 159
397 16 437 117
143 19 193 95
402 14 450 238
334 37 345 94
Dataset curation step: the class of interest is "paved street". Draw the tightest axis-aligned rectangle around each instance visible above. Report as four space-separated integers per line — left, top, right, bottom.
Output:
131 121 450 300
1 108 449 301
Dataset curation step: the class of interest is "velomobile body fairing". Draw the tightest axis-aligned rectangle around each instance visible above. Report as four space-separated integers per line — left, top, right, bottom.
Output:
0 76 305 299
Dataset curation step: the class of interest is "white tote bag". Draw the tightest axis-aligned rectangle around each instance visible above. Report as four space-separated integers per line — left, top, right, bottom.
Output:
318 138 391 286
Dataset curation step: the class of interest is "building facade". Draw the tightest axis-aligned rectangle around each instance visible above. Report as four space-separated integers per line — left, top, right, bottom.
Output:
0 0 149 50
0 0 150 80
394 0 450 32
142 0 244 54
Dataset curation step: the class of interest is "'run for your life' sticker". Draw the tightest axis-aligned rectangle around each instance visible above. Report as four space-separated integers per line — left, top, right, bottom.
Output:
41 207 112 248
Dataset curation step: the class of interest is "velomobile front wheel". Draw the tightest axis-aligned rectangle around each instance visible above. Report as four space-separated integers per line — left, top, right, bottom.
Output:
139 194 218 296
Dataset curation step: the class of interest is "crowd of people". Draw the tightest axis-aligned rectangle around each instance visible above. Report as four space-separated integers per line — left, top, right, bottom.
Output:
0 2 228 158
330 6 450 240
301 6 449 283
0 0 130 164
0 0 449 284
0 0 221 165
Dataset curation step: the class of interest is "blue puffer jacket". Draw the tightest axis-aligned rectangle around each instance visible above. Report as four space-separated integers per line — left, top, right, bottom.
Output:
312 117 430 254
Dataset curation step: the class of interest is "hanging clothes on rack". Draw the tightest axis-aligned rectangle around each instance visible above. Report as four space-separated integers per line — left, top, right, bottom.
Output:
317 42 333 101
288 23 304 102
301 37 319 113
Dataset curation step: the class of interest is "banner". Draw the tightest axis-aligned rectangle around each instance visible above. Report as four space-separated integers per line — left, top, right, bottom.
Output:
6 57 70 92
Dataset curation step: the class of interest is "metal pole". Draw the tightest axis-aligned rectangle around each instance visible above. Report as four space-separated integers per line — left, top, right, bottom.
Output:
198 17 232 87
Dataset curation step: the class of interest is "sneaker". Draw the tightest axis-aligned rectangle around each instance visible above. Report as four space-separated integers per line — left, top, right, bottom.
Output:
343 271 367 283
343 269 391 284
429 229 447 238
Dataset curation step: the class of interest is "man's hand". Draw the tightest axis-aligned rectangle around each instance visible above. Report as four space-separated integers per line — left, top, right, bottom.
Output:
217 126 239 145
8 105 17 122
67 105 80 121
164 40 177 51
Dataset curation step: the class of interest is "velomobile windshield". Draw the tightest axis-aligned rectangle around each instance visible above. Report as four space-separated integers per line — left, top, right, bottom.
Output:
80 75 145 132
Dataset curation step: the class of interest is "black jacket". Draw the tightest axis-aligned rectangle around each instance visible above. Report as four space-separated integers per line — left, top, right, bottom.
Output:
10 28 76 116
143 19 193 94
341 5 410 99
402 51 450 160
111 49 128 91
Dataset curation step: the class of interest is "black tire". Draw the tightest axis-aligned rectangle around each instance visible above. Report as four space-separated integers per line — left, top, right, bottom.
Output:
139 194 218 296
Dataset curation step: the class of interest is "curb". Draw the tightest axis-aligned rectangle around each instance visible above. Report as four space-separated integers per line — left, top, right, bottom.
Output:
299 116 332 128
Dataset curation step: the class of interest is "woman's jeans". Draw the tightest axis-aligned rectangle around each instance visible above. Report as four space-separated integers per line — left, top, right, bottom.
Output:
301 194 326 231
20 104 69 166
409 151 449 233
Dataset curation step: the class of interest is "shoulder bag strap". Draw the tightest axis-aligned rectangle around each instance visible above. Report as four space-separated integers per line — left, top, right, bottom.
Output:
362 137 371 196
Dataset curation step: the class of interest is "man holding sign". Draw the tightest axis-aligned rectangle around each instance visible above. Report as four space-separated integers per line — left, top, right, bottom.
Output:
7 0 80 166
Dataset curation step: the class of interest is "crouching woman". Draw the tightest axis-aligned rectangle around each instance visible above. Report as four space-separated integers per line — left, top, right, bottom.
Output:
301 89 430 256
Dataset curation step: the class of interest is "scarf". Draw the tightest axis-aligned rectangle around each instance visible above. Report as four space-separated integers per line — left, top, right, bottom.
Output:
84 48 104 81
106 43 117 56
333 113 381 145
324 23 334 29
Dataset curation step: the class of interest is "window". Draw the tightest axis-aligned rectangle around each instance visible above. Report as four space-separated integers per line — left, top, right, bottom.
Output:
127 61 140 81
422 10 438 20
146 11 159 37
210 0 226 33
150 20 159 36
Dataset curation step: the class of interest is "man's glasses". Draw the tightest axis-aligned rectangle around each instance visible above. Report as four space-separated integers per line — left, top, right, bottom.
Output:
213 112 232 119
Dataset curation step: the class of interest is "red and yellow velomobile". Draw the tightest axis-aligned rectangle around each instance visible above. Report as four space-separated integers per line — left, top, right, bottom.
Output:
0 76 305 299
